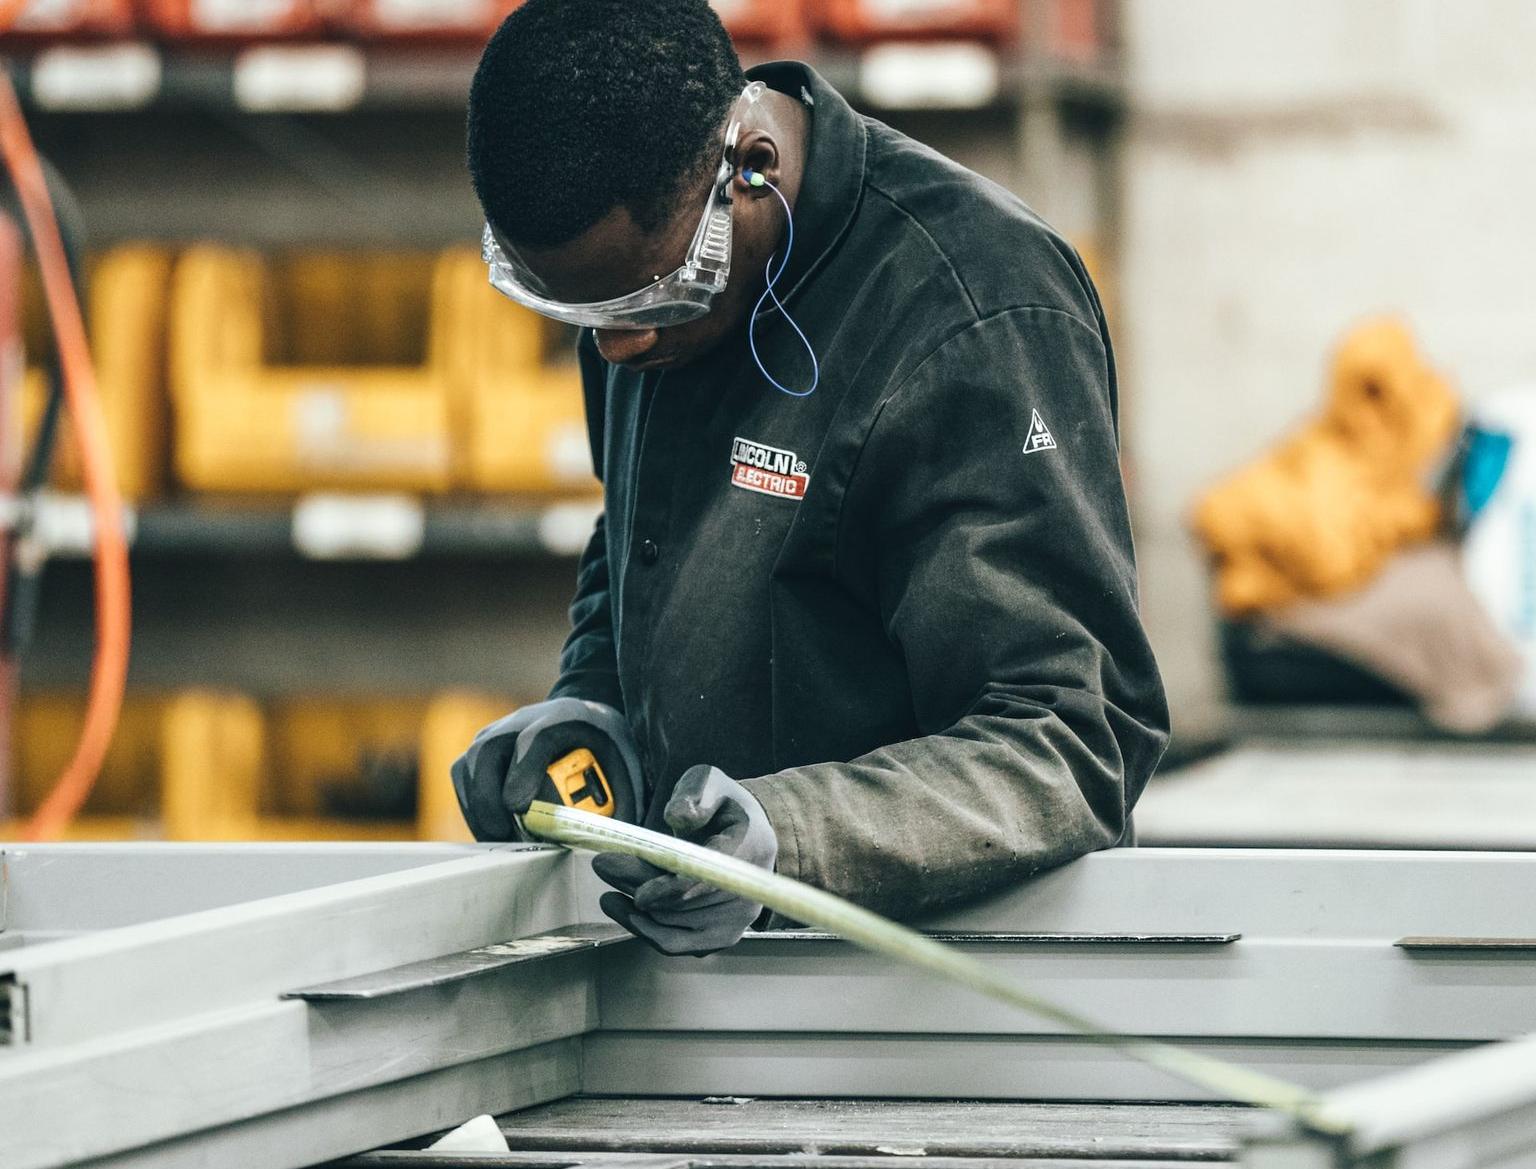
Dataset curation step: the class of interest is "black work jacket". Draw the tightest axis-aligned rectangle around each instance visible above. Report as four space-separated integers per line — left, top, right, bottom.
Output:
549 61 1168 920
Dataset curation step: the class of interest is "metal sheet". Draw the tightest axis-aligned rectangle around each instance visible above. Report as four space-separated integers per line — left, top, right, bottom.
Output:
0 847 595 1167
581 1032 1465 1102
2 847 582 1047
485 1096 1249 1161
0 842 517 933
288 924 632 1001
1 955 596 1169
5 1000 312 1168
8 846 1536 1167
1138 744 1536 850
739 931 1242 946
85 1042 581 1169
340 1155 1228 1169
593 938 1536 1043
898 850 1536 941
1245 1032 1536 1168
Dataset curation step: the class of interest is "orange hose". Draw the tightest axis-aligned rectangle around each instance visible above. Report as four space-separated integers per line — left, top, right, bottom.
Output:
0 71 132 841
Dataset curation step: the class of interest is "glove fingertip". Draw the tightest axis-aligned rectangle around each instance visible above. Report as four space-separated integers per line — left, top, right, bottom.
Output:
599 893 676 957
632 874 704 912
592 852 665 894
598 890 637 929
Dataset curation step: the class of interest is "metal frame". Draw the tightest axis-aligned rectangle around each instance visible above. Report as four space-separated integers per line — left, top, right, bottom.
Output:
6 844 1536 1167
1247 1032 1536 1167
1 843 592 1169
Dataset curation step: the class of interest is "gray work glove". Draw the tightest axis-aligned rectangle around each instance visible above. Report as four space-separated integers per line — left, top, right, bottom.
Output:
451 698 644 841
592 765 778 957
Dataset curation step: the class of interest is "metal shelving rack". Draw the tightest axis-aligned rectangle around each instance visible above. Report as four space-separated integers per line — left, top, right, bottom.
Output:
27 495 604 560
6 41 1123 116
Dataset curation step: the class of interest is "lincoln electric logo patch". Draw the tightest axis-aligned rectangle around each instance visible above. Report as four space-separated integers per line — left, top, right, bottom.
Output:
730 436 809 501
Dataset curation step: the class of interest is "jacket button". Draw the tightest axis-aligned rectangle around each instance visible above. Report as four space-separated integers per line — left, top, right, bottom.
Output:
639 539 660 566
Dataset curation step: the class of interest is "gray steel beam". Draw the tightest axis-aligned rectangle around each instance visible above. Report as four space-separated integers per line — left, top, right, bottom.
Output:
1244 1033 1536 1167
582 1031 1466 1102
2 940 602 1168
594 934 1536 1046
0 843 502 933
8 846 1536 1166
2 847 585 1047
80 1041 581 1169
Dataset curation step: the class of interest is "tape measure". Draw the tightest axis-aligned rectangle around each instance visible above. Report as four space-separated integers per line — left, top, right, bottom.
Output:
522 800 1352 1138
546 749 616 817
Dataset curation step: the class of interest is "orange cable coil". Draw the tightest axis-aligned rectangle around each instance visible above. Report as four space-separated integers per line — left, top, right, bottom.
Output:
0 71 132 842
20 245 173 501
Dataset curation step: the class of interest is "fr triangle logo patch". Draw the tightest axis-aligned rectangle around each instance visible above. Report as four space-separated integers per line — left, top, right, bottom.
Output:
1023 409 1057 454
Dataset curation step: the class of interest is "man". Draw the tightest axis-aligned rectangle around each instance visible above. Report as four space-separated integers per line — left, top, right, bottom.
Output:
453 0 1168 956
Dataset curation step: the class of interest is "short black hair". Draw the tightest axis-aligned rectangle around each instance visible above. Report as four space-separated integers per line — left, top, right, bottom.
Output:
467 0 747 249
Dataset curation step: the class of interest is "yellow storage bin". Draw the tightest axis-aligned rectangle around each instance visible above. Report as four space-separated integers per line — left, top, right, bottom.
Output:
168 691 529 842
19 245 174 501
169 247 454 493
418 690 524 842
13 691 168 822
161 692 424 840
161 690 267 841
2 689 524 843
1073 237 1114 324
436 248 599 495
266 696 426 819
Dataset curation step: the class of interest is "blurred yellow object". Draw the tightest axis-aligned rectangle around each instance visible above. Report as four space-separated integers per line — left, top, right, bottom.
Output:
19 245 173 501
461 365 598 494
161 690 266 840
419 691 524 842
267 696 425 818
1 688 525 843
14 692 166 818
283 251 435 368
169 247 454 493
437 248 599 494
1073 237 1114 323
1191 318 1459 615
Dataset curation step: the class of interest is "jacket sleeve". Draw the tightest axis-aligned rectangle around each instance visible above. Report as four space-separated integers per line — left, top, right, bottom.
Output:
547 330 625 712
741 306 1169 920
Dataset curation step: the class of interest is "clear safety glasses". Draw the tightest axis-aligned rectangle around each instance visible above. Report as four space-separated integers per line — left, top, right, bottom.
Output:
481 81 766 330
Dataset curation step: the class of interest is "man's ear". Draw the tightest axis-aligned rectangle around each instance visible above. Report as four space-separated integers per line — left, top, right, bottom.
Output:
733 129 782 194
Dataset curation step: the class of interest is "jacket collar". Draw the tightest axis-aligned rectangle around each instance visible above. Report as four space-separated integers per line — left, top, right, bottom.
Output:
744 61 867 301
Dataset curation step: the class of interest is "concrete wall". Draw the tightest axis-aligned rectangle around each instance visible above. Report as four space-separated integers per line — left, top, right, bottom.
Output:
1119 0 1536 726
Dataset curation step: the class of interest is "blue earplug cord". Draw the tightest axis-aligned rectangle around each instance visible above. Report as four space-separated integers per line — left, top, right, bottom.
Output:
743 168 819 398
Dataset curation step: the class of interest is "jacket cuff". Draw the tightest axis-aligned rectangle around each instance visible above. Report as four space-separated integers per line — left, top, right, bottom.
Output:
547 669 625 712
740 775 808 888
743 776 809 932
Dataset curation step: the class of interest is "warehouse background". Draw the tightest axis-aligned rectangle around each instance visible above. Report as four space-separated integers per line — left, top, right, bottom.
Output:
1121 0 1536 726
1 0 1532 842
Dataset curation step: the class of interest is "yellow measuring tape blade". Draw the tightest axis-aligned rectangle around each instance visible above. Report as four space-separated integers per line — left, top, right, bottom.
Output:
522 800 1351 1136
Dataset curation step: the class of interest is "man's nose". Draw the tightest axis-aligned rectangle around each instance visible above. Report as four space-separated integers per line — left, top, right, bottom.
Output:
594 328 660 366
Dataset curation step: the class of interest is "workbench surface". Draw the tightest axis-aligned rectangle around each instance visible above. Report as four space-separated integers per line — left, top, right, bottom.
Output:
335 1096 1251 1167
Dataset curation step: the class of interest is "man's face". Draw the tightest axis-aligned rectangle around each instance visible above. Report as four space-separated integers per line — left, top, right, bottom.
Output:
493 173 771 372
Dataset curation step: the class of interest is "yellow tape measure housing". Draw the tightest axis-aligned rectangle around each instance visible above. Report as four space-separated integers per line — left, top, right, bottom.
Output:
546 748 615 816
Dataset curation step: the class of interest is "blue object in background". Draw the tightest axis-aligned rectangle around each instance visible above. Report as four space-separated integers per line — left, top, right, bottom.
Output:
1463 425 1516 518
